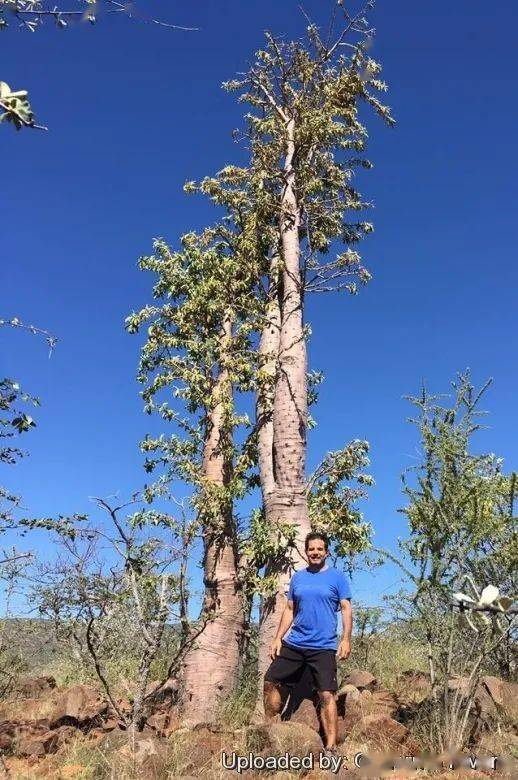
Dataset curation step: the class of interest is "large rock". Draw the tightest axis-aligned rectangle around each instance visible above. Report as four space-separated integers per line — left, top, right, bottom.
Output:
480 675 518 721
336 685 402 747
180 725 231 775
395 670 431 706
448 675 471 696
360 688 397 718
16 730 59 757
474 683 498 720
0 717 51 756
337 683 360 699
114 733 170 780
359 714 408 749
144 678 178 704
0 722 15 752
342 670 377 691
286 697 322 733
49 684 107 729
16 736 47 758
248 721 323 756
336 704 362 745
336 683 360 719
13 676 57 699
482 675 506 705
146 709 180 737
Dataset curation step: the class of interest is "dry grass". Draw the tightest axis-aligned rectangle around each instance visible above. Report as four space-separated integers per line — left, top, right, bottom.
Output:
0 694 57 722
345 635 429 690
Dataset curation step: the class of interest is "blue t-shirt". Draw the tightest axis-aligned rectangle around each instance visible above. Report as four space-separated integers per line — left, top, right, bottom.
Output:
284 567 352 651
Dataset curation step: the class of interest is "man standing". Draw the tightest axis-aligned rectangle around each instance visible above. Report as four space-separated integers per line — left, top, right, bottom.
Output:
263 532 352 754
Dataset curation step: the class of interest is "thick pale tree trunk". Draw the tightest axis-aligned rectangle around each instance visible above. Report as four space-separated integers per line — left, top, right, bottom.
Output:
256 119 311 710
181 318 245 725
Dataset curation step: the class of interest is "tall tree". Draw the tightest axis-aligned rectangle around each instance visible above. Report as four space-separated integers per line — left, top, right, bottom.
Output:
126 221 262 724
218 1 394 685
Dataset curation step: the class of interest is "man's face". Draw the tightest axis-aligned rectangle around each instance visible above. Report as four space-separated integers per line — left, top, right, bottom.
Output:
306 538 328 566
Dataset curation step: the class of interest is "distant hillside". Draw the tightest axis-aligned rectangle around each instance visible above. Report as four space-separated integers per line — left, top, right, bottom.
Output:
0 618 61 670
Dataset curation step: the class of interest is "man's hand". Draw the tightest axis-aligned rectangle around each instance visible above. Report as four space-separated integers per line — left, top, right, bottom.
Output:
336 638 351 661
270 638 282 659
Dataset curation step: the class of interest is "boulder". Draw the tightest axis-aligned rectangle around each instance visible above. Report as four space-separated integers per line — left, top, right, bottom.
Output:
359 714 408 749
14 676 57 699
49 684 107 729
448 676 471 696
481 675 506 706
365 688 398 718
474 683 498 721
286 697 322 733
114 733 170 780
337 683 361 701
16 730 59 757
101 715 120 732
248 721 323 756
146 709 180 737
144 678 178 704
181 725 228 774
395 670 431 706
336 706 362 745
342 670 377 691
480 675 518 721
16 737 46 758
7 718 52 754
336 684 360 722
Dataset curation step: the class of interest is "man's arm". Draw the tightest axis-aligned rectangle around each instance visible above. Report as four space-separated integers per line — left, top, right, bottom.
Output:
269 600 294 659
337 598 352 660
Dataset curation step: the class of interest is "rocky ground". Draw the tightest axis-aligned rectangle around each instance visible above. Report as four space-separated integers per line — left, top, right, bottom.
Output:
0 670 516 778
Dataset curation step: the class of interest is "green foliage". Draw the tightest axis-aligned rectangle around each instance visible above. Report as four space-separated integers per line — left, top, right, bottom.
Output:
400 372 517 600
386 371 518 749
242 440 373 594
0 377 40 526
308 439 373 558
240 509 299 598
208 3 395 296
126 226 262 532
127 5 391 612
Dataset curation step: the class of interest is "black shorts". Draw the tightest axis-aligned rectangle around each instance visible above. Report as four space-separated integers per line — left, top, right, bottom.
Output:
264 641 338 692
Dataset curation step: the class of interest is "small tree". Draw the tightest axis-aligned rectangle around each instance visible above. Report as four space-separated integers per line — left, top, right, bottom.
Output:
383 372 517 750
30 496 196 734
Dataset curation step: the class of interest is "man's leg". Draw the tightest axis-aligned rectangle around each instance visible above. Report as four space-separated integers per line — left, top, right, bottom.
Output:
263 680 283 722
318 690 338 749
306 649 339 750
263 643 304 723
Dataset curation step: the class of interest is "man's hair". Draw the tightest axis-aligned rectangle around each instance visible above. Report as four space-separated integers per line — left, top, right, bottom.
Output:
304 531 329 551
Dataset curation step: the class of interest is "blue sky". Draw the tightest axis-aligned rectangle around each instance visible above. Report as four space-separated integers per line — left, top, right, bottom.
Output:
2 0 517 612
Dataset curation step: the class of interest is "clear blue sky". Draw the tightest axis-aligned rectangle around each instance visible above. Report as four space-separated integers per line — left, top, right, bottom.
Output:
2 1 517 610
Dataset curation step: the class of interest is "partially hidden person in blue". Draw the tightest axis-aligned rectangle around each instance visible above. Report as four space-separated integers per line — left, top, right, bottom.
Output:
263 531 352 756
